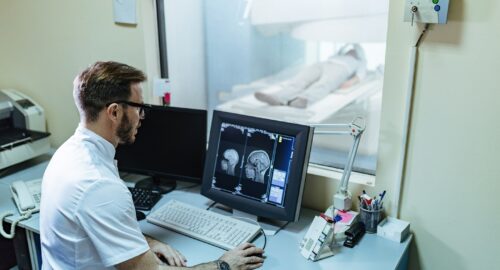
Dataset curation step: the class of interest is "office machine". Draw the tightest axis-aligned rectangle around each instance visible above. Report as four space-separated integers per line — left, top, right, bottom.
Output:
0 89 51 170
201 110 314 225
115 105 207 193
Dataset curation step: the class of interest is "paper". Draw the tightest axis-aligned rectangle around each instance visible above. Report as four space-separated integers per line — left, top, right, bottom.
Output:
113 0 137 25
337 210 357 226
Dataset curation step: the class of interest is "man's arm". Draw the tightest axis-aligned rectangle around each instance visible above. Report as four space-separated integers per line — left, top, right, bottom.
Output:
144 235 187 267
116 242 264 270
115 250 218 270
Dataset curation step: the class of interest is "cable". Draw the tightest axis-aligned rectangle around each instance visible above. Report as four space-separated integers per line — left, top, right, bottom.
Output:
206 201 217 211
394 23 431 218
415 23 430 47
260 228 267 250
232 216 267 251
0 210 33 239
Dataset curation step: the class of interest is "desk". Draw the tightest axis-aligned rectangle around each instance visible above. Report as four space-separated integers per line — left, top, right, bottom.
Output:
1 157 412 270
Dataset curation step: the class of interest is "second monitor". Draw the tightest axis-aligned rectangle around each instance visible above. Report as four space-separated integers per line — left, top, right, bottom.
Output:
201 110 313 222
115 105 207 192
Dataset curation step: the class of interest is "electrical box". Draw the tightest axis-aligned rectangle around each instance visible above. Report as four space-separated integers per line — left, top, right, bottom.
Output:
404 0 449 24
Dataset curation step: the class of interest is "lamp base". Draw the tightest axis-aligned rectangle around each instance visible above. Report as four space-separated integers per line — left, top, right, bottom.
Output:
334 193 352 211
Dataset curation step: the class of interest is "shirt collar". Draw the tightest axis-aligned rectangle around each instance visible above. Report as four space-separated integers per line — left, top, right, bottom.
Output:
75 124 116 162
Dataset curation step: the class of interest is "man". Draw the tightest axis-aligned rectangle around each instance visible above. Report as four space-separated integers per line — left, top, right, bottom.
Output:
40 61 264 270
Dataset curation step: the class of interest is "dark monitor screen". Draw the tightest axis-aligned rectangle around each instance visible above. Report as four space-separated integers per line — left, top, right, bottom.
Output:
115 105 207 184
201 111 313 222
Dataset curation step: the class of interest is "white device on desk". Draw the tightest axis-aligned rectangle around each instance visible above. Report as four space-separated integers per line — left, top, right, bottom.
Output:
147 200 262 250
0 178 42 239
0 89 51 170
300 216 335 261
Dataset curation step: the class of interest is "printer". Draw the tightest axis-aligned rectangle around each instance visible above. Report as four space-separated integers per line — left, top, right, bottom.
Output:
0 89 51 170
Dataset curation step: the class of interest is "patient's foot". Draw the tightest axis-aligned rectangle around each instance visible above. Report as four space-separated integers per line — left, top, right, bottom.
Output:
255 92 283 106
288 97 308 108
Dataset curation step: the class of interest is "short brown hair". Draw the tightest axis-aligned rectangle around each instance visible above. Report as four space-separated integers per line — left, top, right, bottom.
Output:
74 61 146 122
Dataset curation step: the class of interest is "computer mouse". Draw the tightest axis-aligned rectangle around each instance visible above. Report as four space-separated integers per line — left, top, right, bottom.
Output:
251 251 265 258
135 210 146 221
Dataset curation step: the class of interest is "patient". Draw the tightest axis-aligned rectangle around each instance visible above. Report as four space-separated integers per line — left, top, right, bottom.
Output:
254 44 367 108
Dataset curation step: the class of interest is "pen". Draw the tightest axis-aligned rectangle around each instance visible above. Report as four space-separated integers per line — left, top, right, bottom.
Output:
379 190 386 202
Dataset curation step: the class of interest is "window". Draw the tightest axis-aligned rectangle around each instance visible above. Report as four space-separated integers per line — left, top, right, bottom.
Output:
158 0 389 180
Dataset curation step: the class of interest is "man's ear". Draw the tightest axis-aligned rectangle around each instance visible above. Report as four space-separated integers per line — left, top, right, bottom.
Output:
106 103 121 123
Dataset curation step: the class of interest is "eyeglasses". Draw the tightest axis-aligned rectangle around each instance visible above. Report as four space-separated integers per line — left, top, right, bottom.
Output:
106 100 152 116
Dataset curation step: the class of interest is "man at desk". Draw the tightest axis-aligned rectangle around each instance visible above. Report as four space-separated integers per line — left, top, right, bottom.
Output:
40 61 264 270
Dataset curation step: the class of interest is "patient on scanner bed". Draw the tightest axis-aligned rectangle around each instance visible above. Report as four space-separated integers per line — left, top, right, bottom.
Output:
254 44 367 108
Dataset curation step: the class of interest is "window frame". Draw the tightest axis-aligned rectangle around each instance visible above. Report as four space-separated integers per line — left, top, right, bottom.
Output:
155 0 383 186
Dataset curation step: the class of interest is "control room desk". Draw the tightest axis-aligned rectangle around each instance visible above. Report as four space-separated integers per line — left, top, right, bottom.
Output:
1 156 412 270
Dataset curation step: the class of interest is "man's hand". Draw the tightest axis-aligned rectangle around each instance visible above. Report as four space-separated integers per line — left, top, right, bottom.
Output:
219 243 265 270
146 237 187 267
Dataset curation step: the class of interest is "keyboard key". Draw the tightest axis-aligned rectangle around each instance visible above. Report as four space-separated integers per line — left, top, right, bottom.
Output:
128 187 162 211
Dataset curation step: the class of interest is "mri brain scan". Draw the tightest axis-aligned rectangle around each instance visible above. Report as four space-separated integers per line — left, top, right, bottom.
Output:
221 148 239 176
244 150 270 183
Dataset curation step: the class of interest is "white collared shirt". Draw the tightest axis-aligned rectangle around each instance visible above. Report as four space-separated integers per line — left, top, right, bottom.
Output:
40 125 149 270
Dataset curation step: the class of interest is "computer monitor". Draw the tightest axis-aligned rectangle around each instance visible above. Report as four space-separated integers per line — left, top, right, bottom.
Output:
201 110 313 222
115 105 207 192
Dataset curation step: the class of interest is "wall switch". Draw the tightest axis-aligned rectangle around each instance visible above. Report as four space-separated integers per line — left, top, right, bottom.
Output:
404 0 449 24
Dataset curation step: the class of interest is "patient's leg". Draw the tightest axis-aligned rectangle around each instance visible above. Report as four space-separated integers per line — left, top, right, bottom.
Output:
289 53 363 108
255 64 322 105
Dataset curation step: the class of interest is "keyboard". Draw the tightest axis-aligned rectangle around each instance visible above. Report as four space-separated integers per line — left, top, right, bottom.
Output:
147 200 262 250
128 187 162 211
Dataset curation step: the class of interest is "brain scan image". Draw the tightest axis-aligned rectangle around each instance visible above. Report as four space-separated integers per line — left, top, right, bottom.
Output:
221 148 239 176
244 150 270 183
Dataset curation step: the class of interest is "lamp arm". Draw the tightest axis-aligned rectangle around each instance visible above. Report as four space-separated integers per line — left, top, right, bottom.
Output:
338 133 362 194
311 117 365 211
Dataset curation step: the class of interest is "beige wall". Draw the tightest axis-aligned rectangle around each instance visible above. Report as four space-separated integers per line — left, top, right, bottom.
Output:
304 0 500 269
0 0 160 147
2 0 500 269
392 0 500 268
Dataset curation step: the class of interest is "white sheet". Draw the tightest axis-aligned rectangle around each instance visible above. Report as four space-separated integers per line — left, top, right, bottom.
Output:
217 73 383 124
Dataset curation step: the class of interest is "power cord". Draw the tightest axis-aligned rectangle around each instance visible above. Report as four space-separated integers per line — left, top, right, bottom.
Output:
0 210 34 239
229 216 267 251
206 201 217 210
415 23 430 47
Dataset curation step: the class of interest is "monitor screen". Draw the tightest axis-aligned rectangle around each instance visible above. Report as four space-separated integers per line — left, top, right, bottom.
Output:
201 111 313 222
115 105 207 184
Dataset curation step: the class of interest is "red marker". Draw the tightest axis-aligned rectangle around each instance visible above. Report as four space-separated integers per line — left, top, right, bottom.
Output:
320 213 333 223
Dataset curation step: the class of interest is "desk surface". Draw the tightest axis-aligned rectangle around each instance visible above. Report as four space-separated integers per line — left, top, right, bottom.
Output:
0 156 412 270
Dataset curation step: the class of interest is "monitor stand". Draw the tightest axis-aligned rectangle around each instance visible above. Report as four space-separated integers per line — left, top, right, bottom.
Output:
135 177 177 194
212 204 289 236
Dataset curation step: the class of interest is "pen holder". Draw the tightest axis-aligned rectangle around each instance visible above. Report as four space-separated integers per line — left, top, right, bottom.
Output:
359 206 383 233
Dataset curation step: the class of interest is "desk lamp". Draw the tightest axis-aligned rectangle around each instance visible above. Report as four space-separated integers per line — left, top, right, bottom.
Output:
311 117 365 212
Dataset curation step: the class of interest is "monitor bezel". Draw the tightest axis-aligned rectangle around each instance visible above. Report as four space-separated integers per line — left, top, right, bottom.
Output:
201 110 313 221
116 105 207 184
